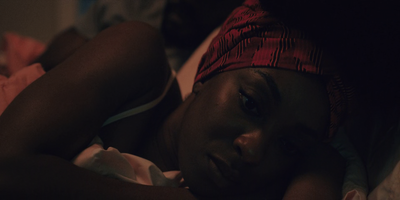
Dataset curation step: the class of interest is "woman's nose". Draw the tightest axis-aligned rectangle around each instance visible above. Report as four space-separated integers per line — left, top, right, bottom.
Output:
233 131 264 165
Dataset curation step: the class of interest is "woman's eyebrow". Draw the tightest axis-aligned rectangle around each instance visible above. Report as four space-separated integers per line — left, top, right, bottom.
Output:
253 69 281 103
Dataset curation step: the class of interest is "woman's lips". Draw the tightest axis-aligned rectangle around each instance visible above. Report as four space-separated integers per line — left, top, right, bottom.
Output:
208 154 240 186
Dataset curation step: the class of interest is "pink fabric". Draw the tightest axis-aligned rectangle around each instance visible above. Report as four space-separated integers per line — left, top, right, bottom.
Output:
368 161 400 200
0 33 46 115
1 32 46 75
0 64 45 115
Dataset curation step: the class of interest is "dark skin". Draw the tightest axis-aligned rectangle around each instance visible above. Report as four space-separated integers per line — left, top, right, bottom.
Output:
171 68 344 198
33 28 88 72
0 21 344 199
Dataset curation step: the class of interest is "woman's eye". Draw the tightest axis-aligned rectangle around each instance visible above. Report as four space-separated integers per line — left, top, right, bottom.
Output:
279 138 299 155
239 92 259 115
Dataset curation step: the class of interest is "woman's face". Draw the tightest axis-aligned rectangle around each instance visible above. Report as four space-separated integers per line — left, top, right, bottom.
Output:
176 68 330 197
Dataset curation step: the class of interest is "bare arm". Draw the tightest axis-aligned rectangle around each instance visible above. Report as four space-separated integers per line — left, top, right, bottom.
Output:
0 21 171 159
32 28 88 71
0 21 198 199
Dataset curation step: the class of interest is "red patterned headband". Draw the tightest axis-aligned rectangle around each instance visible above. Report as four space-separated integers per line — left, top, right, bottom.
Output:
195 0 351 140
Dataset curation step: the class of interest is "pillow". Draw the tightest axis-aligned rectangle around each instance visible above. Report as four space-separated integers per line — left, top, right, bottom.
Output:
176 27 221 99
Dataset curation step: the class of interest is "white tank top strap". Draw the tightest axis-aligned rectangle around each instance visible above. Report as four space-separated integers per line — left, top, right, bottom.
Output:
102 68 176 127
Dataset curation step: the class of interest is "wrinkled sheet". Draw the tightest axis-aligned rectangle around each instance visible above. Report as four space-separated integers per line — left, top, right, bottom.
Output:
1 32 46 75
73 137 184 187
0 32 45 115
368 161 400 200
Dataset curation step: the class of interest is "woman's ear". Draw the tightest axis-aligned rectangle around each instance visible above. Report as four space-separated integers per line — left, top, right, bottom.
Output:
192 81 204 95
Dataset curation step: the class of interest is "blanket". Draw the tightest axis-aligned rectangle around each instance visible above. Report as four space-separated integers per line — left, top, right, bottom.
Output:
0 32 45 115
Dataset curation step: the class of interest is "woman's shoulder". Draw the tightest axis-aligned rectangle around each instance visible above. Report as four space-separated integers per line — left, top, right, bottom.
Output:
0 21 172 159
55 20 172 111
74 20 170 87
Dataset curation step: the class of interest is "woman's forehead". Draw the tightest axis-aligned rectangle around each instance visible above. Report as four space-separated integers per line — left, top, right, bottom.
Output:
236 68 329 109
221 67 325 89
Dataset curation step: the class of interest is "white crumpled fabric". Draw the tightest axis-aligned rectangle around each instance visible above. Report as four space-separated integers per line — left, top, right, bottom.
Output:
331 127 368 200
368 157 400 200
73 137 184 187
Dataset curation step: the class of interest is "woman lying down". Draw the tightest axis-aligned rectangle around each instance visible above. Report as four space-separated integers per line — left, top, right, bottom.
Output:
0 0 349 199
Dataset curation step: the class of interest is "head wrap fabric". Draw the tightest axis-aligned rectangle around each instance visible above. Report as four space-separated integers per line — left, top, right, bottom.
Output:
194 0 351 140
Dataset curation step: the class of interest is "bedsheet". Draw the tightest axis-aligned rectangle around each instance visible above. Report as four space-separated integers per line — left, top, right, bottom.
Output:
0 32 45 115
1 32 45 75
73 136 184 187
